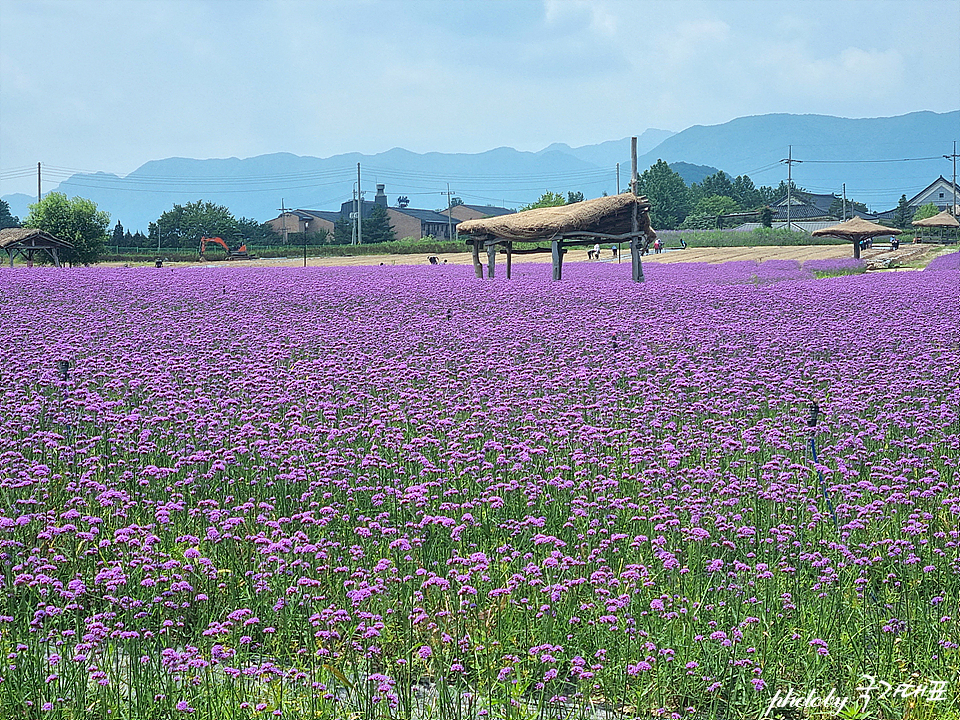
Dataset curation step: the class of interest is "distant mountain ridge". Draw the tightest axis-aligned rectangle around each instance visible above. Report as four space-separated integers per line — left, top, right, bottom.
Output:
3 111 956 232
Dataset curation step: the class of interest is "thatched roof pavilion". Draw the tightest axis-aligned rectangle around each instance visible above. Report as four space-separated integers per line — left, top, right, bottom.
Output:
912 210 959 228
811 216 901 259
457 193 656 281
912 210 960 243
0 228 74 267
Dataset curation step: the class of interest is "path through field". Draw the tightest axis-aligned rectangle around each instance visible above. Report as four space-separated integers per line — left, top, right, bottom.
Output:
127 243 945 270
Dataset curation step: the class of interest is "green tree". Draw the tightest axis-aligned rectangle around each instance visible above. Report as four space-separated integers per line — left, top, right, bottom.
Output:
732 175 762 210
363 204 397 244
237 217 280 245
450 197 464 207
759 207 773 228
756 185 780 206
0 199 20 229
693 195 739 217
892 195 913 227
637 160 691 230
112 221 124 247
828 196 868 219
912 203 939 223
24 192 109 264
150 200 240 250
566 191 585 204
690 171 736 208
333 215 353 245
520 191 568 211
680 195 740 230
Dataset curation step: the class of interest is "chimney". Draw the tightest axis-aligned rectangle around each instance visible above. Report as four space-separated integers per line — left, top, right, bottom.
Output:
375 183 387 208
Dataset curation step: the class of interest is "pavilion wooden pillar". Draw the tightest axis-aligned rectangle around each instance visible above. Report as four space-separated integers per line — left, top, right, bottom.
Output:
629 213 645 283
552 239 564 281
506 241 513 279
471 239 483 278
486 242 496 278
852 237 861 260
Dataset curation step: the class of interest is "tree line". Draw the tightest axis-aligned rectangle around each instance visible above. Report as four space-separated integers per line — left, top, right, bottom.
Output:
3 168 945 265
521 163 945 233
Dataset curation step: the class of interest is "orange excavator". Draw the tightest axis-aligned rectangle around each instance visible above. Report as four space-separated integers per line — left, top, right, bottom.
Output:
199 236 250 260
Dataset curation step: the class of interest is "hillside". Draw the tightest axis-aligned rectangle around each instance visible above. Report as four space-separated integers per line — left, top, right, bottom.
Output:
4 111 956 232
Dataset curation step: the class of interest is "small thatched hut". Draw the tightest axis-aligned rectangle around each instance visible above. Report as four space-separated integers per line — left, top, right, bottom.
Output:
456 193 656 281
811 216 901 259
0 228 74 267
912 210 960 243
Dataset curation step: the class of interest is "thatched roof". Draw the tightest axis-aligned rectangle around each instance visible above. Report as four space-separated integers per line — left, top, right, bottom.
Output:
457 193 656 241
0 228 74 249
912 210 960 228
811 216 901 239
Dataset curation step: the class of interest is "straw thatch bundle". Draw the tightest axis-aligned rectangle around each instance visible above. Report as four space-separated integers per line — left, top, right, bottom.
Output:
457 193 656 241
811 216 901 240
912 210 960 228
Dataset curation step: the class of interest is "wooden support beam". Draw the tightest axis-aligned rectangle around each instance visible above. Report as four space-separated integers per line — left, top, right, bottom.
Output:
471 239 483 278
631 202 644 282
552 239 564 281
506 241 513 279
487 243 496 278
496 247 552 255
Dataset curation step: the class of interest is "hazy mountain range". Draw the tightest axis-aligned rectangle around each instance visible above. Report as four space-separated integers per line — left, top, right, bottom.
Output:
4 111 957 232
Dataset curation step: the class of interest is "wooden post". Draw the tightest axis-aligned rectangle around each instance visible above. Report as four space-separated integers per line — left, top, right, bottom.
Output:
631 200 644 282
630 236 643 283
52 248 61 268
552 239 564 281
852 238 861 260
6 250 12 268
472 239 483 278
487 242 496 278
506 241 513 279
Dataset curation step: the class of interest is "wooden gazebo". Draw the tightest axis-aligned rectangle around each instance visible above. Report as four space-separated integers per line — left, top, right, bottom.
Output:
912 210 959 244
811 216 901 259
0 228 74 267
456 193 656 281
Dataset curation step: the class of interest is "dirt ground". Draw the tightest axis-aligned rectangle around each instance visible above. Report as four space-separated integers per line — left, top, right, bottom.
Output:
107 243 948 270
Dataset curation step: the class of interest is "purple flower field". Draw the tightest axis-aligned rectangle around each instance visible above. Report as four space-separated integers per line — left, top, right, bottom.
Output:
1 258 958 719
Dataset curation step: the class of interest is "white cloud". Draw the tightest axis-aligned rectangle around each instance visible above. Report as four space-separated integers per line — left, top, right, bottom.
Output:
0 0 957 198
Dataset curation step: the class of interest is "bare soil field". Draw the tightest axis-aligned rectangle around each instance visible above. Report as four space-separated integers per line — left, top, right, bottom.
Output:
106 243 947 270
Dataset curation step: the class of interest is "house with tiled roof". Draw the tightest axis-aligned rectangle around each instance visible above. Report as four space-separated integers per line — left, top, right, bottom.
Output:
443 204 516 222
268 209 341 240
769 191 838 222
268 184 463 242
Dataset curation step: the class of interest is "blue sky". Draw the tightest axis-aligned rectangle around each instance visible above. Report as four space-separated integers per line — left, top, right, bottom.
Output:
2 0 958 197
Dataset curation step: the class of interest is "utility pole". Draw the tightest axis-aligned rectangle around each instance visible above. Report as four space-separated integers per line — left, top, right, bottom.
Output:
446 183 454 241
37 162 41 203
842 183 847 221
351 188 357 245
157 218 161 253
616 162 620 194
630 136 644 283
781 146 801 230
357 163 362 245
303 219 309 267
279 199 289 245
946 141 959 216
